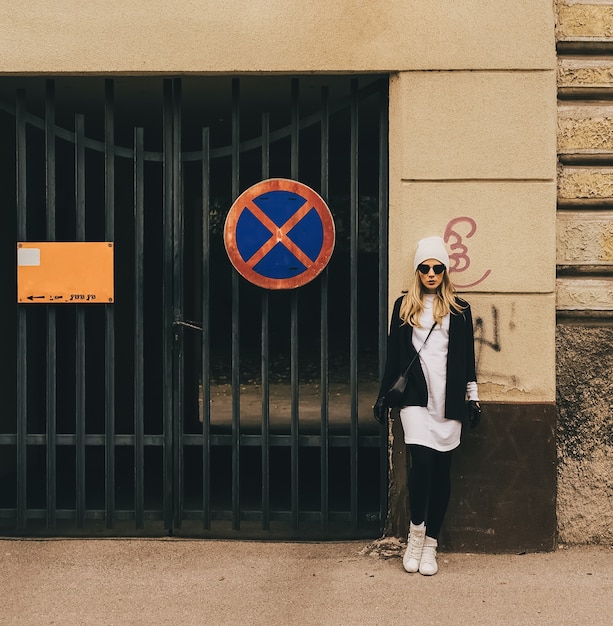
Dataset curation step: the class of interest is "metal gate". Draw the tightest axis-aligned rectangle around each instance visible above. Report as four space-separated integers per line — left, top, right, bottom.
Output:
0 76 389 538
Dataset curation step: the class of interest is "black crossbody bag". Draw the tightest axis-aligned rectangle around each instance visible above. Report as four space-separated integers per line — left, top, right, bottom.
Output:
386 322 437 408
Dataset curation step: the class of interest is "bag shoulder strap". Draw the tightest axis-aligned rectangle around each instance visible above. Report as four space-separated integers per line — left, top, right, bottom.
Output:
402 321 436 377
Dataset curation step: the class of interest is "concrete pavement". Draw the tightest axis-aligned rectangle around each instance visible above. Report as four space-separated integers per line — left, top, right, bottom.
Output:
1 538 612 625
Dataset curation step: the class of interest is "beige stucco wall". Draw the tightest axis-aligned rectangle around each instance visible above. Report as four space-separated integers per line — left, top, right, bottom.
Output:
389 69 558 402
0 1 554 73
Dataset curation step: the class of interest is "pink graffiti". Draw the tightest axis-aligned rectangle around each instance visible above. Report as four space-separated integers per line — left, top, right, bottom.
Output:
443 217 491 288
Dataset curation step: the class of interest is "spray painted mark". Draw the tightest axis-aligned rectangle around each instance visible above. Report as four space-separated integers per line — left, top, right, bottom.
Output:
474 304 502 374
444 217 492 288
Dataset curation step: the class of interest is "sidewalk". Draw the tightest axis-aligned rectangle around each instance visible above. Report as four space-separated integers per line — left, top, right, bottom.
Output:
1 538 611 625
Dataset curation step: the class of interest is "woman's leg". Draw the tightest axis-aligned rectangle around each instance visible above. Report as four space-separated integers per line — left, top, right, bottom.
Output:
404 444 429 573
424 449 453 540
406 444 431 526
406 444 453 538
407 445 453 576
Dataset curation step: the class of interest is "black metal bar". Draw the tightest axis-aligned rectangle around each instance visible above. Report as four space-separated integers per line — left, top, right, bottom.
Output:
104 79 116 529
320 86 330 531
262 113 270 178
172 78 184 531
349 78 359 532
231 77 241 530
45 79 57 530
16 89 27 530
75 113 86 529
260 291 270 530
290 79 300 530
3 431 380 449
162 79 175 531
261 112 270 530
291 79 299 181
75 116 86 239
201 127 211 529
46 80 56 238
377 80 390 532
134 127 145 530
290 295 299 531
16 91 27 241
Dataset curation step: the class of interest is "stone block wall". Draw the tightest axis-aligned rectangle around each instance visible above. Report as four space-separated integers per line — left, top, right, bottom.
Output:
556 1 613 544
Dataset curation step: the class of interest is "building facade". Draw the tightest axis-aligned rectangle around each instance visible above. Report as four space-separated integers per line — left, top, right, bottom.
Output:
0 1 607 548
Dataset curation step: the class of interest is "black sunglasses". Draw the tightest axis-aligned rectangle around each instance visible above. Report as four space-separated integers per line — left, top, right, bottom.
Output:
417 263 446 275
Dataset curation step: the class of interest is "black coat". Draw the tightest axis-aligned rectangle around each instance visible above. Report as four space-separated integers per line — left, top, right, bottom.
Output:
378 295 478 421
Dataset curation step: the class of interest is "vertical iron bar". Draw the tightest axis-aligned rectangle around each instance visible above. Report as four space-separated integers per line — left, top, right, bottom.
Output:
16 89 27 529
290 295 299 531
134 127 145 529
290 78 299 530
75 114 86 529
349 79 359 532
172 78 184 530
262 113 270 179
291 79 299 180
320 86 330 531
201 127 211 529
378 80 390 532
261 112 270 530
45 79 57 530
231 78 241 530
104 79 116 529
261 293 270 529
162 79 175 530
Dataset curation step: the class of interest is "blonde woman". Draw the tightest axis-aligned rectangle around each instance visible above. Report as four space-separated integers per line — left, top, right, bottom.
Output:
374 236 481 576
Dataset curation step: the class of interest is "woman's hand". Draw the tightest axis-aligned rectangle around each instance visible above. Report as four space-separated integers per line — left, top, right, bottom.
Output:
468 400 481 429
373 397 389 424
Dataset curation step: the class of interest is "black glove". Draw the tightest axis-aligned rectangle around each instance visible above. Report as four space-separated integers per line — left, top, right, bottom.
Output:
468 400 481 429
373 396 389 424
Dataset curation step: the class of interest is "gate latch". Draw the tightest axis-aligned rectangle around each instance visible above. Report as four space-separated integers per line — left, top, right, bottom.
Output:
173 320 203 331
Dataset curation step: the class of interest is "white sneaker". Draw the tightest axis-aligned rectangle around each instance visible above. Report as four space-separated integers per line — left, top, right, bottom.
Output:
403 522 426 573
419 536 438 576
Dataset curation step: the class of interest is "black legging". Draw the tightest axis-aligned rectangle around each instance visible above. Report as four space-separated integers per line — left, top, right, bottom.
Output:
407 444 453 540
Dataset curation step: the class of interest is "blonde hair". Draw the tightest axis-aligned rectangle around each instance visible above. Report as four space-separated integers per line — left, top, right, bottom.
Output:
399 270 465 327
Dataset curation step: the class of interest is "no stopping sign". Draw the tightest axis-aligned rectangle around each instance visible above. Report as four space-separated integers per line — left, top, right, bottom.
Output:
223 179 335 290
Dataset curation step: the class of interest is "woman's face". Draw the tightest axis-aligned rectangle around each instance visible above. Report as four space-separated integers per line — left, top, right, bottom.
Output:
417 258 445 294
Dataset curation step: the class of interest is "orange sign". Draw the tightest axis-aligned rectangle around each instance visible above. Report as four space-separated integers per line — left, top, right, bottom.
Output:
17 242 114 304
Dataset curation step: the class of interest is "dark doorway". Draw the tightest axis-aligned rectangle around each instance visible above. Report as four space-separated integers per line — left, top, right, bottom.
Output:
0 75 389 538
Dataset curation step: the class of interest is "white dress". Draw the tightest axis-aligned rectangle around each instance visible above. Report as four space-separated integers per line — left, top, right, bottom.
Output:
399 294 462 452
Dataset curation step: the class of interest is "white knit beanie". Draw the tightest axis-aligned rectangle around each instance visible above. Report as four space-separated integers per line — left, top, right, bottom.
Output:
413 236 450 271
